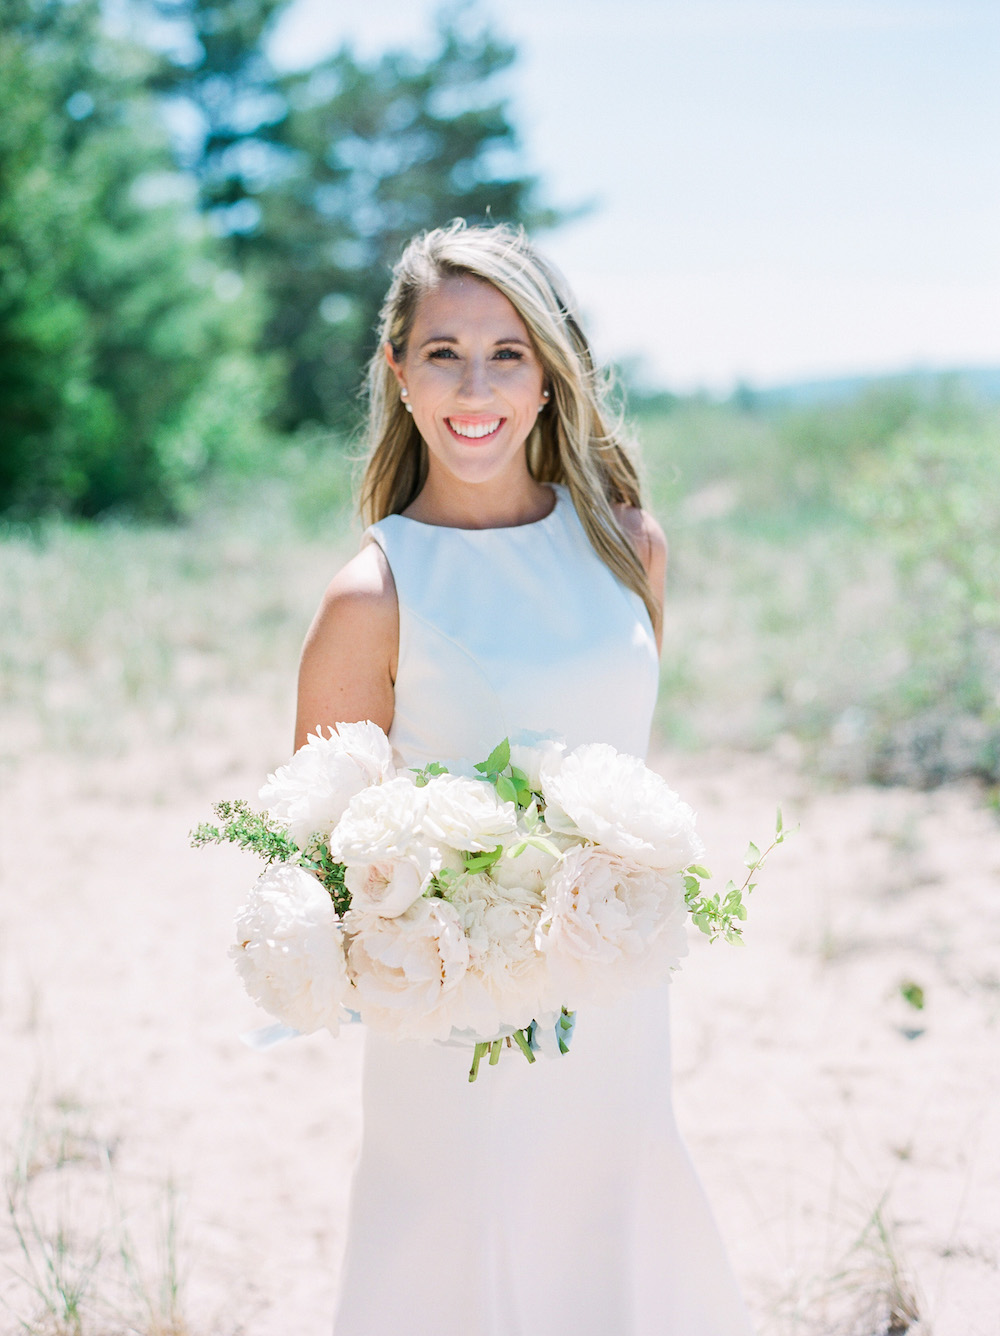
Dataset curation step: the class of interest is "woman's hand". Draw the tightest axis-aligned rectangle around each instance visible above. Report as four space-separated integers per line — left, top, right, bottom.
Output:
294 539 398 751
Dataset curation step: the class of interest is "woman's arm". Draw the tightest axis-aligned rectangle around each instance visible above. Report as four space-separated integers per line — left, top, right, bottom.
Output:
293 540 398 751
616 505 668 653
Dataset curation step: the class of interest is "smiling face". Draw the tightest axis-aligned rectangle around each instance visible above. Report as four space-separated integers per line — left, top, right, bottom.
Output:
386 274 547 493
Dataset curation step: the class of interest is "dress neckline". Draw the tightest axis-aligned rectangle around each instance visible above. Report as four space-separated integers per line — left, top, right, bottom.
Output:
391 484 562 534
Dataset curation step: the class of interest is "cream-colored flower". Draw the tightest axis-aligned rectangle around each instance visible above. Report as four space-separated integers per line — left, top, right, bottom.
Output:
260 721 395 849
345 897 470 1043
541 743 703 872
447 875 555 1033
421 774 518 852
538 845 688 1004
344 858 426 919
231 863 350 1034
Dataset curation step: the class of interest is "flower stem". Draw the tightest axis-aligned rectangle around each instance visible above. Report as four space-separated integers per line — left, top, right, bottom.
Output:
468 1042 488 1083
512 1029 536 1063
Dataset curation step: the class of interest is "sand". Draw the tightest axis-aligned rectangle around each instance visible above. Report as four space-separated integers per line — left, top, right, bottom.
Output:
1 730 998 1335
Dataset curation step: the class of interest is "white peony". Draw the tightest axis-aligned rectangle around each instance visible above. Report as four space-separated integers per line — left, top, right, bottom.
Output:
231 862 350 1034
329 776 436 874
345 896 470 1043
507 731 567 793
260 721 395 849
540 743 704 871
421 774 518 852
446 875 555 1034
538 845 689 1004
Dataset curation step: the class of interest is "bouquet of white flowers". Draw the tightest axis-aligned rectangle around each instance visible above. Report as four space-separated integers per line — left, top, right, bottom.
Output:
192 725 786 1081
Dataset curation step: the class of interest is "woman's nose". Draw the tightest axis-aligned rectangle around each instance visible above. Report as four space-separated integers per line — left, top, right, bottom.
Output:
457 357 491 404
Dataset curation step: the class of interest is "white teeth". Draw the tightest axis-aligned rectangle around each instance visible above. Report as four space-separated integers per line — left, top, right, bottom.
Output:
449 418 501 439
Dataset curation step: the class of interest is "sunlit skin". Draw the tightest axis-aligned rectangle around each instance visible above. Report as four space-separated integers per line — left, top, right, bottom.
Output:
292 275 667 750
385 274 552 529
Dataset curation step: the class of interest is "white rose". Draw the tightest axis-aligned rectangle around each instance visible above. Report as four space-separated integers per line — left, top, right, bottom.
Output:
541 743 704 872
345 897 470 1043
329 776 436 876
344 858 426 918
420 774 518 852
507 731 566 792
447 875 555 1033
260 721 395 849
538 845 689 1004
491 824 573 895
231 863 350 1035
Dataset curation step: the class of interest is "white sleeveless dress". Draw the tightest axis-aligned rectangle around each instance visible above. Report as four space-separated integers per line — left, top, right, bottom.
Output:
333 485 754 1336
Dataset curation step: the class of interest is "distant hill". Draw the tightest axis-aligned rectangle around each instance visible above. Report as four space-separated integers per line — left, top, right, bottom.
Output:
742 366 1000 410
632 366 1000 413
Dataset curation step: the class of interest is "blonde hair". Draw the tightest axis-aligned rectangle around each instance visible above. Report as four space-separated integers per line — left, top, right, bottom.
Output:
359 220 659 629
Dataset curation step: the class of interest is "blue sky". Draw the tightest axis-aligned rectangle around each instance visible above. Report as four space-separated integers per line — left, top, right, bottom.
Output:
269 0 1000 391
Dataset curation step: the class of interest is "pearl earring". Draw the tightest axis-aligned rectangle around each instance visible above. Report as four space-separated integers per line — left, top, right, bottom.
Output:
401 388 413 414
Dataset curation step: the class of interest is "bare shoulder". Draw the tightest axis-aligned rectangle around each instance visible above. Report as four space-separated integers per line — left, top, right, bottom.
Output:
320 537 397 616
294 538 398 749
614 504 668 585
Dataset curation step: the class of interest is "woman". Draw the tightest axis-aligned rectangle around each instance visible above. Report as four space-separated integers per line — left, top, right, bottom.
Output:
296 221 754 1335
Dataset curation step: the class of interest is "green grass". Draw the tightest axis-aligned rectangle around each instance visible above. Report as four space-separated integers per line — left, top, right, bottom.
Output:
2 380 997 786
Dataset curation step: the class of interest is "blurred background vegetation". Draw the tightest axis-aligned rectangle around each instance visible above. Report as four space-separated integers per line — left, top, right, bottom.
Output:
1 0 998 791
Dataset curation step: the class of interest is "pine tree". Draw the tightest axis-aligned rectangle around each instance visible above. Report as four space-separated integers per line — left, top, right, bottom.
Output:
0 0 274 516
150 1 558 430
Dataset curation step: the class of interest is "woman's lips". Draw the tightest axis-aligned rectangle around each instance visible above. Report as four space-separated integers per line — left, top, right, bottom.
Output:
445 416 505 443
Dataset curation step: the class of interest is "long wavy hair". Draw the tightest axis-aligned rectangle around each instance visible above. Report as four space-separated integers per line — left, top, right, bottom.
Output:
359 220 658 628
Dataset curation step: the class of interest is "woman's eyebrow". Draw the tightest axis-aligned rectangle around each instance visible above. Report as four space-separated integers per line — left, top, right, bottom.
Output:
417 335 532 349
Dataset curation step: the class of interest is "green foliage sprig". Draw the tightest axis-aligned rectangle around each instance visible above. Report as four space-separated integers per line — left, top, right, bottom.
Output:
191 799 298 862
189 799 348 909
683 808 791 943
475 738 536 809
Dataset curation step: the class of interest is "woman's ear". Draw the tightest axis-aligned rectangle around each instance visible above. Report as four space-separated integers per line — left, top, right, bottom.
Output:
384 342 405 389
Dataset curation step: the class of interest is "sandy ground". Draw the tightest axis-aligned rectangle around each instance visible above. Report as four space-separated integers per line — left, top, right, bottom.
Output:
1 728 998 1335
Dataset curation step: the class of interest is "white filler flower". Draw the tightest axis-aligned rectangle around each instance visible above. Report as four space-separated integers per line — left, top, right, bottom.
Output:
541 743 704 872
260 721 395 849
421 774 518 852
539 845 689 1004
345 897 470 1043
231 862 350 1034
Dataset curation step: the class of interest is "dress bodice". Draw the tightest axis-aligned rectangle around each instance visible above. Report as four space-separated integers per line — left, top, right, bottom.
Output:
364 484 659 769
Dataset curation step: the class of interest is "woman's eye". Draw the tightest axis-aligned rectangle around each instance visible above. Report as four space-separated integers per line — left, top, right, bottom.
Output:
428 347 458 360
494 348 522 360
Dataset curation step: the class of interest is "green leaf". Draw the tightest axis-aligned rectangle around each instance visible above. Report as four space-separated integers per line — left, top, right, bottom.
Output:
775 807 784 835
495 774 517 804
482 739 511 775
900 980 925 1011
509 765 529 786
463 845 503 873
688 864 712 880
744 841 761 868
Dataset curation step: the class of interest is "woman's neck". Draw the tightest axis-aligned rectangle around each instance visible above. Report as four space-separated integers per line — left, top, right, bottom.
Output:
402 465 556 530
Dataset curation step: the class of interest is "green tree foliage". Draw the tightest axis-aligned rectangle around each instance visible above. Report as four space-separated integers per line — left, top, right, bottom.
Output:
0 0 276 517
150 1 558 429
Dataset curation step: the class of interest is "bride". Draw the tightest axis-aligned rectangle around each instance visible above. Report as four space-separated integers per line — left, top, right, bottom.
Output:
294 221 754 1335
